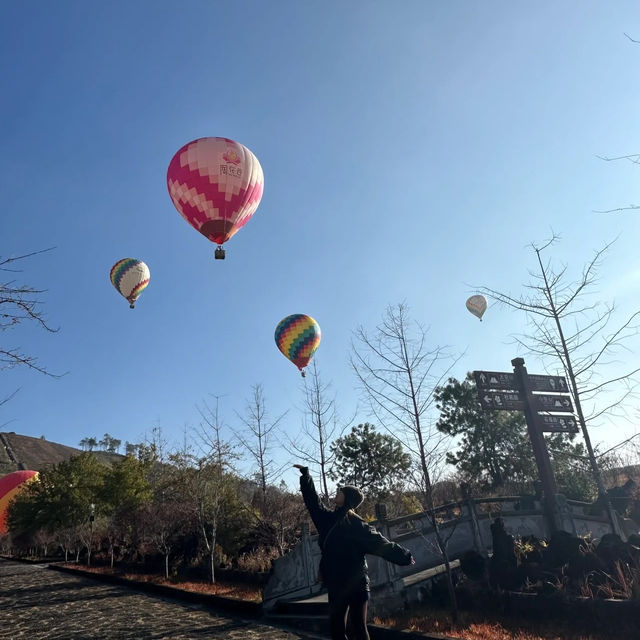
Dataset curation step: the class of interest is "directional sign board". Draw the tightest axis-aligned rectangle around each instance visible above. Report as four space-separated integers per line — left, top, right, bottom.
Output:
536 414 579 434
474 371 517 391
533 394 573 413
479 391 524 411
528 375 569 393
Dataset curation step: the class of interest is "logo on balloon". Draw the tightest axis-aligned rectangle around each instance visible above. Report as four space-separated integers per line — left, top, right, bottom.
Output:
222 150 241 165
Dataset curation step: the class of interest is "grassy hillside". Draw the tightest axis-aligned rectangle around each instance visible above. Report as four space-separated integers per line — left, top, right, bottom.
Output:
0 432 122 475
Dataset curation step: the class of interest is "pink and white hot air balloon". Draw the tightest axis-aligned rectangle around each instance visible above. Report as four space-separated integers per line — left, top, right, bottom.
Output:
167 137 264 259
466 295 488 321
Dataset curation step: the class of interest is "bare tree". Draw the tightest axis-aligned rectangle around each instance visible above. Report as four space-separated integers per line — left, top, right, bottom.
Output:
350 303 462 617
55 527 77 563
283 360 349 500
179 396 238 584
477 236 640 530
76 521 93 567
143 499 189 579
234 383 288 503
244 481 308 556
0 249 60 377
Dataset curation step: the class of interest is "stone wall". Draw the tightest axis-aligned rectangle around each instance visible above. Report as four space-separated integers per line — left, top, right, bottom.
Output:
263 494 628 610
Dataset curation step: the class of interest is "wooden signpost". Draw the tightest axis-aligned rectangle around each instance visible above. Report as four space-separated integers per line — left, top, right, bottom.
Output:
474 360 577 532
473 368 576 434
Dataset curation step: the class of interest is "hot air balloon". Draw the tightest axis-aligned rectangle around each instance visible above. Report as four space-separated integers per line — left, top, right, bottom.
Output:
275 314 321 377
110 259 150 309
167 137 264 260
0 470 38 534
466 295 488 321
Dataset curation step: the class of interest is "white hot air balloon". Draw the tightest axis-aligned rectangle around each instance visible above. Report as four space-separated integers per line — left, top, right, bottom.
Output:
466 295 488 321
110 259 150 309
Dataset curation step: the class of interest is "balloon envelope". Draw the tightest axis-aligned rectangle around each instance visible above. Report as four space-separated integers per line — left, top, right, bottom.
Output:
0 470 38 534
167 137 264 247
466 295 488 320
110 259 150 308
275 314 321 374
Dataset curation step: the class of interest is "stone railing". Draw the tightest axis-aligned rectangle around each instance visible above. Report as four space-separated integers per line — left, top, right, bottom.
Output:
263 492 628 610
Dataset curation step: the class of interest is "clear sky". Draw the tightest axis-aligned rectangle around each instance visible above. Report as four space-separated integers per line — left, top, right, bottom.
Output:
2 1 640 489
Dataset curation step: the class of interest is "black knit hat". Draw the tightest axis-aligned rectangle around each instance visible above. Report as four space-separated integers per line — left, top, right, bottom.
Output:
340 485 364 510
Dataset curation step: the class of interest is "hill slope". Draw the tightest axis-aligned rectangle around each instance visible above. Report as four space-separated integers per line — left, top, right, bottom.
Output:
0 432 122 475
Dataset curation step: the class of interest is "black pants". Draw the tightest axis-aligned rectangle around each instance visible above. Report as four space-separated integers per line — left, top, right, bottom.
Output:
328 589 370 640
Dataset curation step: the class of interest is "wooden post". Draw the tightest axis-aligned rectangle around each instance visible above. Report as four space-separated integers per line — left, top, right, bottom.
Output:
461 483 487 554
375 503 396 586
300 522 313 592
511 358 558 533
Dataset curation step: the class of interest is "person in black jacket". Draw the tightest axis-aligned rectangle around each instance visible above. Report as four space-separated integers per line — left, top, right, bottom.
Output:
294 464 414 640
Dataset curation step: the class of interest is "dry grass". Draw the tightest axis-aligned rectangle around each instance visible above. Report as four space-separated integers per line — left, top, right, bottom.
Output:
62 564 262 602
374 605 638 640
236 547 280 573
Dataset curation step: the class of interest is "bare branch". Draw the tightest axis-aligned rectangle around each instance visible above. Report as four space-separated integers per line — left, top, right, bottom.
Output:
593 205 640 214
597 432 640 459
0 248 56 271
1 248 60 376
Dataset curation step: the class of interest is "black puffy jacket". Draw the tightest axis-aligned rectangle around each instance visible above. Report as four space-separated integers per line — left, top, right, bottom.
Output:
299 469 412 595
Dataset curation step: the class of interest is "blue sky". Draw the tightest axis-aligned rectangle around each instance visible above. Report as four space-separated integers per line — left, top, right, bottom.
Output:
2 1 640 488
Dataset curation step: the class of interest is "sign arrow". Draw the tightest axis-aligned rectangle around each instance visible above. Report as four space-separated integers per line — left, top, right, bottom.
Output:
533 393 574 413
536 413 579 433
474 370 517 391
479 390 524 411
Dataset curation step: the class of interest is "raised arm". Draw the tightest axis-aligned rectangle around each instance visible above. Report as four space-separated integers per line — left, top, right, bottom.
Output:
355 521 413 566
295 465 332 531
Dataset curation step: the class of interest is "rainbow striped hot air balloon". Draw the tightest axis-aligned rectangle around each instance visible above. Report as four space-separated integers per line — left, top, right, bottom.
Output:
0 470 38 534
110 259 150 309
275 314 321 377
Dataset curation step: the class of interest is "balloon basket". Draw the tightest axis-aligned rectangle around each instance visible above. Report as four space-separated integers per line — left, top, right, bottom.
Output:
214 247 226 260
129 303 135 309
300 370 306 378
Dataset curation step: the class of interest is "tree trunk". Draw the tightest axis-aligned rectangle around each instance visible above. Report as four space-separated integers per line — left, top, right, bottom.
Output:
407 345 459 622
165 552 169 580
422 483 458 619
87 545 91 567
210 525 217 584
75 548 80 563
64 548 68 562
110 545 114 569
315 381 330 500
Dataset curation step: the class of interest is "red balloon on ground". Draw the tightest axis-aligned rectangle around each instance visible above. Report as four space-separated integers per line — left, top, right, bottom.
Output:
0 470 38 534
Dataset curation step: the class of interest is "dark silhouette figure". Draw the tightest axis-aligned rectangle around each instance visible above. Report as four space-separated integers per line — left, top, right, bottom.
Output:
294 465 413 640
